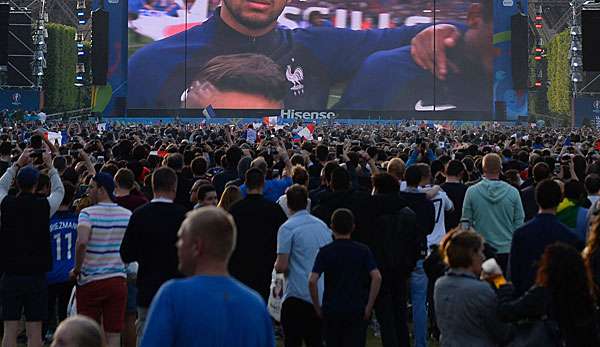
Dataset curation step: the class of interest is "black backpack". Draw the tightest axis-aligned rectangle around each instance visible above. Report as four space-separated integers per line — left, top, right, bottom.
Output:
373 206 420 277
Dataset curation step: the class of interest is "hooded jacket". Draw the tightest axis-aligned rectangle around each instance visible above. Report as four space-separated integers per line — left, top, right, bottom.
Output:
462 179 524 254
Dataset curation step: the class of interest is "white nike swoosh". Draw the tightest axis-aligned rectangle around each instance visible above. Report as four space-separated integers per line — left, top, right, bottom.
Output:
415 100 457 112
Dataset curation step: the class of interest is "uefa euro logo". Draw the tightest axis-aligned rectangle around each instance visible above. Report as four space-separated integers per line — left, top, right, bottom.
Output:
593 100 600 114
11 93 21 106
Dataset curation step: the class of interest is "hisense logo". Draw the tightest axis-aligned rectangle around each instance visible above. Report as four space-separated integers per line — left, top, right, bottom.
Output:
280 110 336 120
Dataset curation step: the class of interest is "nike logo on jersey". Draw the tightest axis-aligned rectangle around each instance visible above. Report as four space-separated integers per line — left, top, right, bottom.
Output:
415 100 457 112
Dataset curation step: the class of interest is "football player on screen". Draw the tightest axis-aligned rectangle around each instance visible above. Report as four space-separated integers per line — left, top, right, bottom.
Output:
128 0 466 109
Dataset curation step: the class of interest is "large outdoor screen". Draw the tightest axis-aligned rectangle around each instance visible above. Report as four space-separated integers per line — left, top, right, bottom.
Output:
126 0 493 120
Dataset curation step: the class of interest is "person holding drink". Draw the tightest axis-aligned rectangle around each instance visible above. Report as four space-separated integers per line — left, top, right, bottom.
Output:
433 228 513 347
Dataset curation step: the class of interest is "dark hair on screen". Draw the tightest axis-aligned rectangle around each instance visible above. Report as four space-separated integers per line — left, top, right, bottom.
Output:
194 54 288 103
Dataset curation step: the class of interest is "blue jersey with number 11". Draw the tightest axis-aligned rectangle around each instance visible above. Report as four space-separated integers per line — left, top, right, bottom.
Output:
47 211 78 284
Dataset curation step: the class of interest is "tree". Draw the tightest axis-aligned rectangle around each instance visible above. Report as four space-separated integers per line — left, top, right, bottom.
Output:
546 30 571 118
43 23 89 113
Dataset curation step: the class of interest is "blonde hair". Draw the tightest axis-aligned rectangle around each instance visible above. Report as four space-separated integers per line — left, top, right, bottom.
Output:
217 185 243 211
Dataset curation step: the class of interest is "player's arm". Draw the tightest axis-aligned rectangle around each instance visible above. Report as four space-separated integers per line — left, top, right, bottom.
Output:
300 23 464 82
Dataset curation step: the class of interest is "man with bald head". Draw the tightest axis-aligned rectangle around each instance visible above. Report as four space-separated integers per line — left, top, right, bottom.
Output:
139 207 275 347
462 153 524 272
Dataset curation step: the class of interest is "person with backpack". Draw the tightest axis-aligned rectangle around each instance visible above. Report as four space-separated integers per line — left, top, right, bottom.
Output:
371 173 418 347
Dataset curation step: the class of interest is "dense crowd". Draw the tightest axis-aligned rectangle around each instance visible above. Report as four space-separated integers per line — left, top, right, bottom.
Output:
1 119 600 347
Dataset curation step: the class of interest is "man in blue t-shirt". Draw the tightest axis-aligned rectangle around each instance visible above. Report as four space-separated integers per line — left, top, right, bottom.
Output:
140 207 274 347
309 208 382 347
46 182 78 335
274 185 332 346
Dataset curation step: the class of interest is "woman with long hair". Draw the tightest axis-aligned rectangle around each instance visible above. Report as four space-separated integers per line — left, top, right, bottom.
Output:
217 185 242 212
583 217 600 298
499 242 599 346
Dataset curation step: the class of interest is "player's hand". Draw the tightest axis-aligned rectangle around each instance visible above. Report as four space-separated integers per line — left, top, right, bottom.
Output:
411 24 461 80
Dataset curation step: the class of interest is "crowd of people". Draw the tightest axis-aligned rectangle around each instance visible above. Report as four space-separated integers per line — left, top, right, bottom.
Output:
1 118 600 347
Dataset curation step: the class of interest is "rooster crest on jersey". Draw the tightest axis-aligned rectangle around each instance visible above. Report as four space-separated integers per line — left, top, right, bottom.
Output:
286 62 304 96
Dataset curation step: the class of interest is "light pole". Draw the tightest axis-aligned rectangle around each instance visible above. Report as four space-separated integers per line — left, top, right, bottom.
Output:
570 0 583 126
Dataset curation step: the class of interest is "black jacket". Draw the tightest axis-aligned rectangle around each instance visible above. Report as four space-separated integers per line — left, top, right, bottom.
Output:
228 194 287 302
498 284 600 347
0 192 52 274
371 193 419 278
398 190 435 256
520 185 537 222
312 190 375 245
120 201 187 307
175 172 194 210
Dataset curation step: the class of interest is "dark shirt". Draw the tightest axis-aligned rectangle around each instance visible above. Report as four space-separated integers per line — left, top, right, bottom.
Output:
520 185 537 222
228 194 287 302
120 202 187 307
213 168 238 198
440 182 468 231
0 160 9 177
175 172 194 210
308 162 323 190
312 239 377 315
309 185 329 207
312 190 374 246
115 190 148 212
398 190 435 255
508 214 583 296
0 192 51 274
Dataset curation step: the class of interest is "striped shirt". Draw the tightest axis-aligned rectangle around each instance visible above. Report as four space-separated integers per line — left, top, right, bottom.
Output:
78 202 132 286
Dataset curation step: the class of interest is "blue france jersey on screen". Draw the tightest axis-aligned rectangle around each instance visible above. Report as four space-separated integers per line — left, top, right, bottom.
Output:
47 211 78 284
127 7 434 109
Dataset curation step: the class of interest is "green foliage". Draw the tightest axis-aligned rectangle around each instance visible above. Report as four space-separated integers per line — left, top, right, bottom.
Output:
43 23 90 113
546 30 571 118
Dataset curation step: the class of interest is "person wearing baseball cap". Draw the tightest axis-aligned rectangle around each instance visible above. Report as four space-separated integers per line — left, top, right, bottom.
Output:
0 148 65 347
72 170 132 347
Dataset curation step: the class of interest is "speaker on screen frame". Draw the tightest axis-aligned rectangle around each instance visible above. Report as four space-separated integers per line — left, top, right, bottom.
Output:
91 9 109 85
0 3 9 71
511 14 528 90
582 9 600 72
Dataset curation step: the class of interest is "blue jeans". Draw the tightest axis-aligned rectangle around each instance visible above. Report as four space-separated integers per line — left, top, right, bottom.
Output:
410 260 428 347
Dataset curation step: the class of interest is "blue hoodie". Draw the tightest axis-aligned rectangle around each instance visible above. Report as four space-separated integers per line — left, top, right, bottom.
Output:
462 179 524 254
